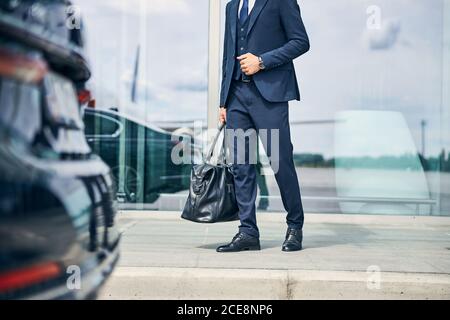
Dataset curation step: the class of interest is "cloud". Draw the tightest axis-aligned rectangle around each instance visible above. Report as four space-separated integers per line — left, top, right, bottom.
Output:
174 82 207 92
364 19 402 50
171 66 208 92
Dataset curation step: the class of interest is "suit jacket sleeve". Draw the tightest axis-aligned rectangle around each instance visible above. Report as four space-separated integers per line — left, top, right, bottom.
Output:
220 3 230 107
260 0 310 70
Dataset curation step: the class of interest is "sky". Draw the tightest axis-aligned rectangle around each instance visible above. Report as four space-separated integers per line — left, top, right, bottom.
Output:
74 0 448 159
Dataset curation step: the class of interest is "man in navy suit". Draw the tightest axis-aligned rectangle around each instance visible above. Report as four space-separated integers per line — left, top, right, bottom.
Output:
216 0 310 253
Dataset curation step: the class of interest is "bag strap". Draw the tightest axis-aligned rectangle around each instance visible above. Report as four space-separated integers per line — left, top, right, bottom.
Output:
206 123 226 164
218 129 228 164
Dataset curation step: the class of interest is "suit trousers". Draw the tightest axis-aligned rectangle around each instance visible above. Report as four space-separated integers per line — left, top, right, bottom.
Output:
226 80 304 238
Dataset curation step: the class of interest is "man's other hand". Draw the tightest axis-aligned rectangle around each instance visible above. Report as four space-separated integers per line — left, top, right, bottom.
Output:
219 107 227 124
237 53 261 76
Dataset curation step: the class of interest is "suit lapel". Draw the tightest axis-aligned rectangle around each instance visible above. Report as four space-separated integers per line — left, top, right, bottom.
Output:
229 0 239 47
246 0 269 36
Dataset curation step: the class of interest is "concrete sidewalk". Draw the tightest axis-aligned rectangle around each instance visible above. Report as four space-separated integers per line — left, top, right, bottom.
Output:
99 211 450 300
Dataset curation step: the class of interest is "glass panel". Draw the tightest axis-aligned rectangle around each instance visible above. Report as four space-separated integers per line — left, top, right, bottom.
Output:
441 0 450 214
334 111 431 215
218 0 449 216
77 0 209 209
78 0 448 215
288 0 448 215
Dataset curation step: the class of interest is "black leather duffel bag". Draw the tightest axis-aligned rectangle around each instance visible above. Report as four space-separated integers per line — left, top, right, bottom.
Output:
181 124 239 223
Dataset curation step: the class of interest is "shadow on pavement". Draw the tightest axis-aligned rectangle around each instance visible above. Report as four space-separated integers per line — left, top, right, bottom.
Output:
197 242 281 251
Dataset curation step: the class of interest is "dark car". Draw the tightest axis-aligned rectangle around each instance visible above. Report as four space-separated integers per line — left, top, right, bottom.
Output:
0 0 120 299
83 108 194 204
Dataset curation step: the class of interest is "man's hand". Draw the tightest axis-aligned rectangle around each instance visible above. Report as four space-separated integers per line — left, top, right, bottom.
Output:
237 53 261 76
219 107 227 124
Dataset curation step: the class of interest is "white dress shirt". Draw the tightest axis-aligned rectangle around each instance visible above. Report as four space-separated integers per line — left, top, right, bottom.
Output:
238 0 256 16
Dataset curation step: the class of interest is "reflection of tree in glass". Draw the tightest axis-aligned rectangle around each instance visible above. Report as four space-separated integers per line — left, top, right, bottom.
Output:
292 152 450 173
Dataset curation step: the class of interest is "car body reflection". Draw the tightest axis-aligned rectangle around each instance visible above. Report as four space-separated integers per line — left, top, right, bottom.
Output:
83 108 195 205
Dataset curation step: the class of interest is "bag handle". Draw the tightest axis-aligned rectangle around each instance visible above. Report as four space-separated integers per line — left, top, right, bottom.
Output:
206 123 226 164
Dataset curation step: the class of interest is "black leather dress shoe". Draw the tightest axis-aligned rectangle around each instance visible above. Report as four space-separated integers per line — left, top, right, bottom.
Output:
282 228 303 252
216 232 261 253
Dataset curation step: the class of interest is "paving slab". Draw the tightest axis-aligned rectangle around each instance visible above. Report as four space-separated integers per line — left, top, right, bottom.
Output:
98 211 450 299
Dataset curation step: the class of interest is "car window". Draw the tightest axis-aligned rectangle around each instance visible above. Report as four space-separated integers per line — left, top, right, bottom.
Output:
84 112 122 137
83 112 95 135
101 115 121 136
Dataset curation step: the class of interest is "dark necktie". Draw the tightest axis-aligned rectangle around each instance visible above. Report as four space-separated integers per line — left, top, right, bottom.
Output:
240 0 249 24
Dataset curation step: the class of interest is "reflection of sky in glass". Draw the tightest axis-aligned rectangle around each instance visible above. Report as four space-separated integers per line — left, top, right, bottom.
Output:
291 0 445 158
75 0 209 122
75 0 447 159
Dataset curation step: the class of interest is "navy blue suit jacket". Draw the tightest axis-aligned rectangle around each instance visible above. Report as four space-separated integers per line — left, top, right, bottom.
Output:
220 0 310 106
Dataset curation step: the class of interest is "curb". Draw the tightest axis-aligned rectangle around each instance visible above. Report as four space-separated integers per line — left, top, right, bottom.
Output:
99 267 450 300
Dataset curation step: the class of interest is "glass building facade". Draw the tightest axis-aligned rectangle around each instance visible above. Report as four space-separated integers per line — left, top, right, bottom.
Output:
78 0 450 216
